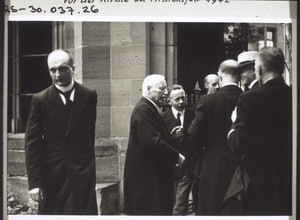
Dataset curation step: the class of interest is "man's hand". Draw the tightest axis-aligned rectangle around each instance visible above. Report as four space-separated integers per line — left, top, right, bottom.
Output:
231 107 237 123
171 126 184 138
176 153 185 167
29 188 43 202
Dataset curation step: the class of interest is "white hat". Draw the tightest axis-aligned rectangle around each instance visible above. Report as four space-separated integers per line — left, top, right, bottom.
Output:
238 51 258 66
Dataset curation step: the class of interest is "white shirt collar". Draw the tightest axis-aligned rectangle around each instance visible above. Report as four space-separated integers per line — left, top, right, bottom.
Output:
55 80 75 105
249 79 258 89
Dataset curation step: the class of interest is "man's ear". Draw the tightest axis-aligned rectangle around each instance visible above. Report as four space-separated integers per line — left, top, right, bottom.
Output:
258 65 262 76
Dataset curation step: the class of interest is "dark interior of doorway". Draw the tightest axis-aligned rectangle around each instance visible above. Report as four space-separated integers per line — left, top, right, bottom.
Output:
177 23 225 100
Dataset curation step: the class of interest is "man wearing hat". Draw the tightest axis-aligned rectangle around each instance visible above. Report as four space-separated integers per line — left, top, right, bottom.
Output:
238 51 259 91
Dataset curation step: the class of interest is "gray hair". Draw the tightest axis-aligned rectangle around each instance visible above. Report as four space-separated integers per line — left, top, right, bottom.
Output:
142 74 166 97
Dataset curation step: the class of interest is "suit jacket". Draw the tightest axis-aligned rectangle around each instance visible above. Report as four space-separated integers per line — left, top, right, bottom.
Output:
25 82 98 215
188 85 242 215
162 107 198 176
123 97 179 215
228 78 292 215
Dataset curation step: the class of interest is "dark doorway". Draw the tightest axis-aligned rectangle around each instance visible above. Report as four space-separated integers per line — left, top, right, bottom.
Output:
177 23 225 101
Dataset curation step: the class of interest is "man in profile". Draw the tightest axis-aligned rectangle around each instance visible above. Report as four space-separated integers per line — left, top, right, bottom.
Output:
228 47 292 215
204 74 220 94
123 74 185 215
238 51 259 91
162 84 198 215
188 60 242 215
25 49 98 215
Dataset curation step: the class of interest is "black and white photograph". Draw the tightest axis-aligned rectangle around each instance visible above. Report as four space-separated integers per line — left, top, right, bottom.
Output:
2 0 297 219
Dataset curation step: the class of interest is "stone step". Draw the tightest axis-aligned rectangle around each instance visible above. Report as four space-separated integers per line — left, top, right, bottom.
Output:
96 182 120 215
7 135 120 183
7 176 120 215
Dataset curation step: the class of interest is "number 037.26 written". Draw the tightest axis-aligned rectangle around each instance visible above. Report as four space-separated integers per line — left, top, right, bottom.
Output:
4 5 99 15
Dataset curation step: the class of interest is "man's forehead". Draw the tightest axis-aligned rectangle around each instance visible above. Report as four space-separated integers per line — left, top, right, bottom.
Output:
170 89 185 98
152 80 166 87
208 78 219 84
48 51 70 65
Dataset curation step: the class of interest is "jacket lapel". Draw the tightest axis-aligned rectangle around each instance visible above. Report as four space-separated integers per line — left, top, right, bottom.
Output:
66 82 89 137
142 97 169 134
44 85 66 121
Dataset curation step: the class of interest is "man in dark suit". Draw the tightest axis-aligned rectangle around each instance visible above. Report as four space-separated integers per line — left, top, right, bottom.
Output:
25 49 98 215
123 74 185 215
227 47 292 215
238 51 259 91
188 60 243 215
162 84 197 215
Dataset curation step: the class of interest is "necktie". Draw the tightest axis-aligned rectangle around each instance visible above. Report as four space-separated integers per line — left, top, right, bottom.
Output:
56 87 74 107
176 112 181 126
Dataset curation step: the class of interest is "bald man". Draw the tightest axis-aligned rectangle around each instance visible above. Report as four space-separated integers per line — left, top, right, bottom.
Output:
204 74 220 94
188 60 243 215
25 49 98 215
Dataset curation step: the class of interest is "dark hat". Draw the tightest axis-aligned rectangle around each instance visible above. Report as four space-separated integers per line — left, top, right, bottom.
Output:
238 51 258 66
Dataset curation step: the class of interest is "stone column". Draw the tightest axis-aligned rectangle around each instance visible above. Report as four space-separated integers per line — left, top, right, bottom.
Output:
150 22 177 86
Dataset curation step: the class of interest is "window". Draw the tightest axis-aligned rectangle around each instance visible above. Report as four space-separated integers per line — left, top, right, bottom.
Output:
259 27 276 50
8 21 54 133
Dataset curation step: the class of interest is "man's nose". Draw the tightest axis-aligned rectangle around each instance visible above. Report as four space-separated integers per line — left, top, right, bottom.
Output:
55 70 61 77
163 89 168 96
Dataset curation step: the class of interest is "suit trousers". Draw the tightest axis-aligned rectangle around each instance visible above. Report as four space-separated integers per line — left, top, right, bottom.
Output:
173 173 198 215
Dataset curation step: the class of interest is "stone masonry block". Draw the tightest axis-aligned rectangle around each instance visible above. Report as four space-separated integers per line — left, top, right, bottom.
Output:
111 80 131 106
83 79 111 106
110 23 132 46
130 79 143 106
111 106 133 137
8 133 25 150
111 23 147 46
82 46 110 79
94 141 118 157
95 156 119 183
111 46 147 79
82 22 110 47
8 151 26 176
111 137 129 154
130 23 148 45
96 106 110 138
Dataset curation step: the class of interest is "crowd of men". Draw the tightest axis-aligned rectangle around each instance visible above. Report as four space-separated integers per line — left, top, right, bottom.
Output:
24 46 292 216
